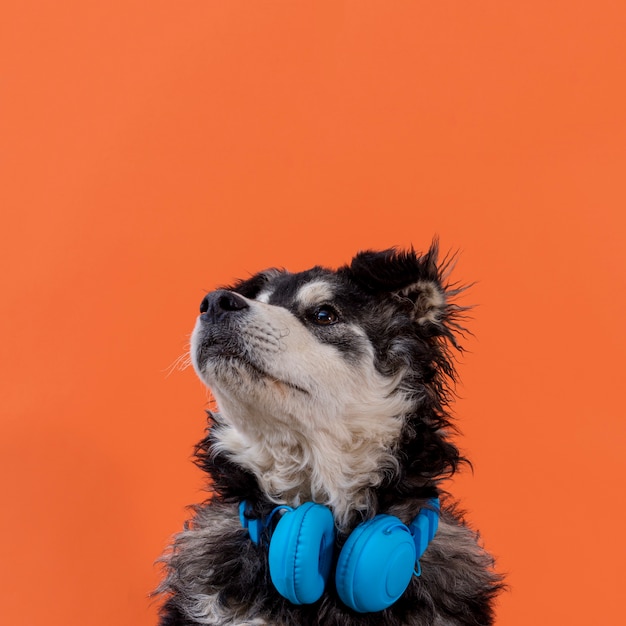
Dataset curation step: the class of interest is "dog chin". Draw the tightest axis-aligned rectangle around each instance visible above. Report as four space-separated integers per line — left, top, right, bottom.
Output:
196 350 307 405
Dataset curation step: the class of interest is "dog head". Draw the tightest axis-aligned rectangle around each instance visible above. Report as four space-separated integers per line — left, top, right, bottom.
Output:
190 241 466 527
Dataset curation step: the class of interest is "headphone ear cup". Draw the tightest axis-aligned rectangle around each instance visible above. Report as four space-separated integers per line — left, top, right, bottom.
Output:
268 502 335 605
335 515 416 613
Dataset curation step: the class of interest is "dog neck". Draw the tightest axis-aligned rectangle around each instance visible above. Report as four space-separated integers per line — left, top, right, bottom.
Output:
211 408 405 531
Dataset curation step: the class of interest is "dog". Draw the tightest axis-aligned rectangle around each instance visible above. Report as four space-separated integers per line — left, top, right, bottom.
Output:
157 242 503 625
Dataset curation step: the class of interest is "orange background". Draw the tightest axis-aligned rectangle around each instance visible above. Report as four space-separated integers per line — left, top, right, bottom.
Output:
1 2 625 625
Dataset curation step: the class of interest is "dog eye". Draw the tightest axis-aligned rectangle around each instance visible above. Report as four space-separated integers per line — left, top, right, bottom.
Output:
312 306 339 326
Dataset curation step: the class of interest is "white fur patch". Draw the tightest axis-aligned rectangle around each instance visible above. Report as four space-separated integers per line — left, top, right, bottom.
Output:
255 288 274 303
295 280 334 308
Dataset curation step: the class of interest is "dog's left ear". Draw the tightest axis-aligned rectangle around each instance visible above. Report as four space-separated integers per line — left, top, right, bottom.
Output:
341 240 456 328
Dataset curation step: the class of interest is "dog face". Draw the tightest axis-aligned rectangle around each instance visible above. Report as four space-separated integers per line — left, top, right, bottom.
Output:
191 266 408 433
190 243 463 526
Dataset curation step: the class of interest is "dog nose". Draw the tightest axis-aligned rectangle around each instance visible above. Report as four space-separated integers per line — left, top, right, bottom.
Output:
199 290 249 322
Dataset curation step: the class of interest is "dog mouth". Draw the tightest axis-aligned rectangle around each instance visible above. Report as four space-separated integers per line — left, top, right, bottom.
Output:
197 344 310 396
238 357 311 395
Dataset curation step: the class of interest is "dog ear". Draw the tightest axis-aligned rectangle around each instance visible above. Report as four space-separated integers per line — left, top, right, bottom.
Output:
342 240 456 328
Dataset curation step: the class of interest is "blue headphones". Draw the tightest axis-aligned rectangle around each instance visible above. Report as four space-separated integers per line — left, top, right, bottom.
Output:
239 498 440 613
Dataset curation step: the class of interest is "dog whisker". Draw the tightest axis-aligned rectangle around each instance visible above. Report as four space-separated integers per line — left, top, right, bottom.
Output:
164 351 192 378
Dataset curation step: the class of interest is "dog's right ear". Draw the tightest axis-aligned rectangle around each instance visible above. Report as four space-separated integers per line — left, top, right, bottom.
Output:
341 241 453 328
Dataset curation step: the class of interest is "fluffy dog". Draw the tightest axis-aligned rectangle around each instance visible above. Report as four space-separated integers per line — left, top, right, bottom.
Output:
157 242 503 625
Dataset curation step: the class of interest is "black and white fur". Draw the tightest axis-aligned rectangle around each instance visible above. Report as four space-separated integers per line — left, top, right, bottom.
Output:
157 242 503 625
